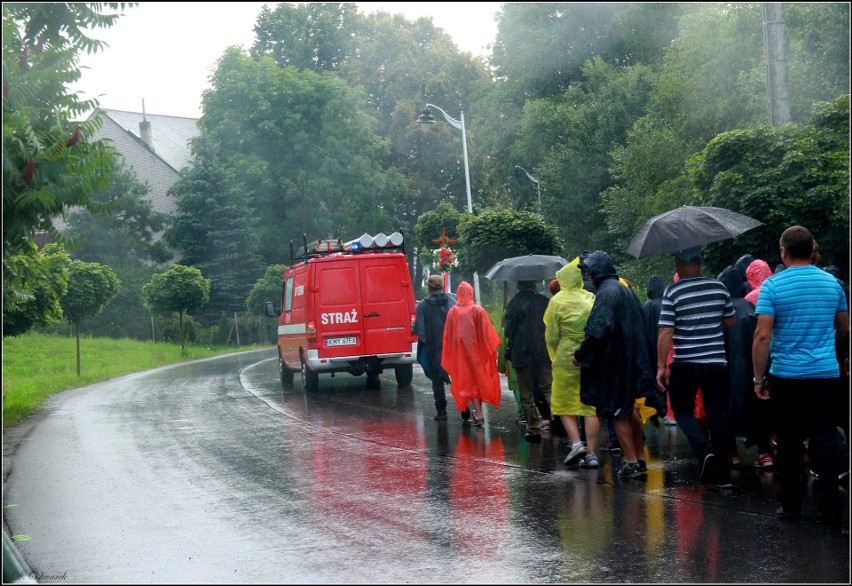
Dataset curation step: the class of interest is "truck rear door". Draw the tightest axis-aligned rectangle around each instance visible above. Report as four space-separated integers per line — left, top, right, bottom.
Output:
314 258 364 356
359 255 413 355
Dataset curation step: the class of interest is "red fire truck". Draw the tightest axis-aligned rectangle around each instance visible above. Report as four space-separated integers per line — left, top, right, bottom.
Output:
266 232 417 392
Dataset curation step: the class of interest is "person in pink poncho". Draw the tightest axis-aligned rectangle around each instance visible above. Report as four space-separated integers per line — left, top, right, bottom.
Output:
745 259 773 306
441 281 503 425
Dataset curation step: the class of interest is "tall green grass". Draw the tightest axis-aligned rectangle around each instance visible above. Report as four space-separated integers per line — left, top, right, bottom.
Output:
2 332 271 427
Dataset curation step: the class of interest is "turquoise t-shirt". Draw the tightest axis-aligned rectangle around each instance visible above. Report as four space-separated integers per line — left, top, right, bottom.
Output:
755 265 847 379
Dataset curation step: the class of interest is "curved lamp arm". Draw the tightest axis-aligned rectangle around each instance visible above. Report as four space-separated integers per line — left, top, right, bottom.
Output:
514 165 539 186
514 165 542 210
424 103 463 131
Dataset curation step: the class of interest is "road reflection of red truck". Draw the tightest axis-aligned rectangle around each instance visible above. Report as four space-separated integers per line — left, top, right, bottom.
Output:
267 232 418 392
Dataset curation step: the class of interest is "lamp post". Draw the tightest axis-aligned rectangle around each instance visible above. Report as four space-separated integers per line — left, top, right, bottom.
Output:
418 104 481 305
514 165 541 210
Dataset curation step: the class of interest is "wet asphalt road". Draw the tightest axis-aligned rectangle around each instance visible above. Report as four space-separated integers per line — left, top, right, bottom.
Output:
2 348 849 584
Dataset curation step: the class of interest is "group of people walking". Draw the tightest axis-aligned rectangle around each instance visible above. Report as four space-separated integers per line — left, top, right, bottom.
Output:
414 225 849 528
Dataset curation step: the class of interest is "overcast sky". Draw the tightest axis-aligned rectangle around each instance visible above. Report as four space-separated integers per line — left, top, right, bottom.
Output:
71 2 502 119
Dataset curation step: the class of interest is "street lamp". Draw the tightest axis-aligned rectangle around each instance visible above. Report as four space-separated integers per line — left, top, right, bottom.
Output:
514 165 541 210
417 104 481 305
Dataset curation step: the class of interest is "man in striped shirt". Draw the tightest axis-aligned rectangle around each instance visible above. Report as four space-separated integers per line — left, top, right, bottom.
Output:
656 246 737 489
752 225 849 527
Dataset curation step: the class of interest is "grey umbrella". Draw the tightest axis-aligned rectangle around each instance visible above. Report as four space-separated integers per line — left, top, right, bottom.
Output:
627 206 763 259
484 254 569 282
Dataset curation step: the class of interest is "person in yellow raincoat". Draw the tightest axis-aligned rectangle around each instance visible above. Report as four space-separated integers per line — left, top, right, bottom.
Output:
544 258 600 467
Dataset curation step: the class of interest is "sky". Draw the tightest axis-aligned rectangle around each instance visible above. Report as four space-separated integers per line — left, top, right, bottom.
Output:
71 2 502 119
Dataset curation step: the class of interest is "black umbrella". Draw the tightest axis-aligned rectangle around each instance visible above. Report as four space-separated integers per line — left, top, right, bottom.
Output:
484 254 568 282
627 206 763 259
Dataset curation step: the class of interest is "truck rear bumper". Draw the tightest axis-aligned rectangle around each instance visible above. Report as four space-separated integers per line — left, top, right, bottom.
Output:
305 342 417 372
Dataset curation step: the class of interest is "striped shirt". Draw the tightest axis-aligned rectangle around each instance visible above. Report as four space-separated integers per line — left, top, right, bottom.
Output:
754 264 847 379
659 276 735 364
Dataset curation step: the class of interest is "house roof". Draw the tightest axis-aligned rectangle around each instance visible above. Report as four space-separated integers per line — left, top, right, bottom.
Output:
91 109 200 172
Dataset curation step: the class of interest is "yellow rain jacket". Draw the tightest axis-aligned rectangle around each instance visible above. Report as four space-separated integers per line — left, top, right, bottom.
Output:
544 258 596 416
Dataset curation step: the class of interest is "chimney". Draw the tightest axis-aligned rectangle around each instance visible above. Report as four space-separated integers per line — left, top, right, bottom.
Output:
139 98 153 149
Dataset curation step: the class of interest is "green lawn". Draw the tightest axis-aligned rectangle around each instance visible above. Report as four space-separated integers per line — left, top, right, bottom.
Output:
2 332 272 427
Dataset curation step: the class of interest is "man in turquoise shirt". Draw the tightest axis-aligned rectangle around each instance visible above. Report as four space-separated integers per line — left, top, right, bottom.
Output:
753 225 849 527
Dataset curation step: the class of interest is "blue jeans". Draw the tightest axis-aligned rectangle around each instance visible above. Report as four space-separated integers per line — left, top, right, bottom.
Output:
668 362 735 470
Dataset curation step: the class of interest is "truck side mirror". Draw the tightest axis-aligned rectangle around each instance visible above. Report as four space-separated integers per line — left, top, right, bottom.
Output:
265 301 279 317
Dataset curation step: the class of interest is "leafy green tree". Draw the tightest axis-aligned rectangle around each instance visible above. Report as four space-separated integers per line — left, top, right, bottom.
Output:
198 47 404 265
245 264 286 316
517 58 657 258
689 94 850 275
413 202 463 271
165 139 264 324
458 206 563 276
252 2 360 73
142 265 211 354
2 242 69 337
599 3 849 279
65 161 171 266
784 3 850 121
61 260 121 374
245 264 286 343
3 3 130 331
252 4 490 238
77 265 158 340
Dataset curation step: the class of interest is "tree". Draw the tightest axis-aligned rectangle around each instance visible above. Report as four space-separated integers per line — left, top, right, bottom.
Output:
3 3 131 331
245 264 286 343
2 242 69 337
61 260 121 374
413 202 463 273
517 58 658 259
689 94 850 276
245 264 286 316
198 47 404 265
458 206 563 276
165 139 264 324
596 3 849 284
142 265 210 355
65 160 171 267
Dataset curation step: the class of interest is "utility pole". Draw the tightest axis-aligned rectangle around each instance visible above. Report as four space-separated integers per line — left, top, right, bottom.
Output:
762 3 791 126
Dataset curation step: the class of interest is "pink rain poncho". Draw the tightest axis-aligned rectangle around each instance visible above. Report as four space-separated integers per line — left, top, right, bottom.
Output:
441 281 503 411
745 259 773 305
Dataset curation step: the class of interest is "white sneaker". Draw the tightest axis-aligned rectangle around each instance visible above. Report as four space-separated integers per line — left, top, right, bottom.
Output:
579 454 599 468
564 443 587 466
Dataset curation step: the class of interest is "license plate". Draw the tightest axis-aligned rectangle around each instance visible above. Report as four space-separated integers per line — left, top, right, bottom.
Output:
325 336 357 347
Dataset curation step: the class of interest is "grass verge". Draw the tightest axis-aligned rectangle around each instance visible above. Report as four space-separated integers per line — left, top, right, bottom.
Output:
2 332 272 427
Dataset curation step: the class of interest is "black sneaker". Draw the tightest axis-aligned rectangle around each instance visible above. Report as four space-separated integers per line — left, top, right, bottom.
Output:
617 462 643 479
433 412 448 421
461 408 471 422
709 477 733 490
609 443 623 455
699 453 717 485
525 433 542 443
777 506 802 520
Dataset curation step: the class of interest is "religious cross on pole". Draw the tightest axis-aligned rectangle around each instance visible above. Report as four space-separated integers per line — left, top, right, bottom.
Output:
431 228 459 293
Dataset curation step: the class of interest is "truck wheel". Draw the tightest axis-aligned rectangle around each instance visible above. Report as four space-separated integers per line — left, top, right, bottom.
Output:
366 371 382 390
279 356 294 386
301 359 319 392
394 364 413 387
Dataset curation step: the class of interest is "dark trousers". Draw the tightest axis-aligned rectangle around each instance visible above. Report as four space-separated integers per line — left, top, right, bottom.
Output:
770 376 841 520
432 376 447 414
668 362 735 470
516 363 552 436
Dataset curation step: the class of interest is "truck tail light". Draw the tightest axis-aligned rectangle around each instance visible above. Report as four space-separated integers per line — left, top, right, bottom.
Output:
306 320 317 343
410 313 416 335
